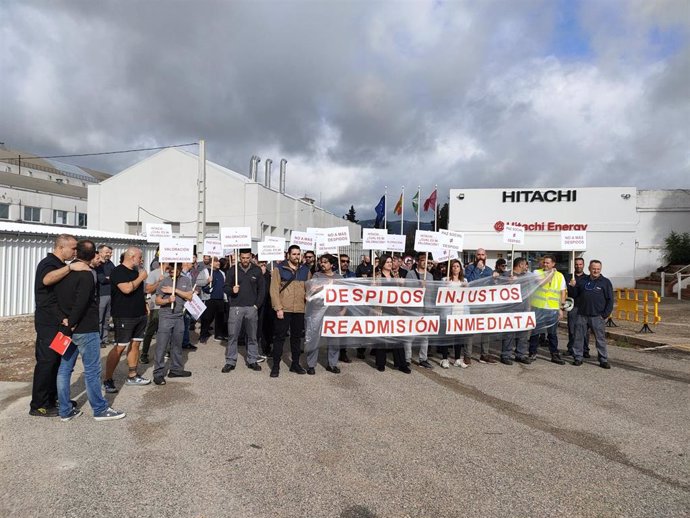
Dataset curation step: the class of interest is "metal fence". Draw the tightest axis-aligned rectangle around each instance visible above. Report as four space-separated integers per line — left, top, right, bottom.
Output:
0 231 157 317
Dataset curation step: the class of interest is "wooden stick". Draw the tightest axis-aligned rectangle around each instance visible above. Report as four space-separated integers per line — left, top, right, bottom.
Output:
209 255 214 290
424 252 428 281
371 249 375 280
571 250 575 275
171 263 177 310
234 248 239 287
338 247 342 275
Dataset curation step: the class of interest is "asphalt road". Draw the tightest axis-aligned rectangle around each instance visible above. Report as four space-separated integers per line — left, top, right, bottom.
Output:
1 336 688 518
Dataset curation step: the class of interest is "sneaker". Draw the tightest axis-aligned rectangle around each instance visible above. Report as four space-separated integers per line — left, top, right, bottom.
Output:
247 363 262 371
551 354 566 365
515 356 532 365
139 354 149 364
154 376 166 385
479 355 498 364
419 360 433 369
213 336 223 342
221 364 235 373
500 358 514 366
326 365 341 374
168 370 192 378
125 375 151 386
463 356 472 366
440 359 450 369
573 359 583 366
94 407 126 421
103 379 119 393
599 361 611 369
528 353 538 361
29 407 59 417
257 355 267 364
454 358 469 369
61 408 83 422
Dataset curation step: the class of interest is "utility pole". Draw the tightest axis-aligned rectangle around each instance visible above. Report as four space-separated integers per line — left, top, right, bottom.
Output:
196 139 206 254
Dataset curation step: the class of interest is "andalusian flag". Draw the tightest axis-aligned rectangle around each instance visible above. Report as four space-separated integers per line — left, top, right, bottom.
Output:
412 191 420 215
393 193 403 215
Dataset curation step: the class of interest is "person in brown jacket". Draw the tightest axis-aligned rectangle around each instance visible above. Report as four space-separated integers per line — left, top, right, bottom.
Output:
269 245 312 377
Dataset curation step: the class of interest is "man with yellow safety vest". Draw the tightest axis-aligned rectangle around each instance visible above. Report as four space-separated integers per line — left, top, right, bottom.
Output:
528 254 567 365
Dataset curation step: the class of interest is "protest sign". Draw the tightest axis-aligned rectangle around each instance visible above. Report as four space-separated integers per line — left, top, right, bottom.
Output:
158 238 195 263
436 285 523 306
258 241 286 261
321 316 440 337
202 238 222 257
439 229 464 251
385 234 406 253
362 229 388 250
324 226 351 247
445 312 536 335
414 230 444 252
220 227 252 249
145 223 172 242
503 225 525 246
290 231 316 250
323 286 426 307
561 231 587 250
184 294 207 321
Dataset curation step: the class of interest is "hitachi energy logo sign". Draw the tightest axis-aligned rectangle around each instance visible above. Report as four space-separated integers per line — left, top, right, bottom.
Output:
502 189 577 203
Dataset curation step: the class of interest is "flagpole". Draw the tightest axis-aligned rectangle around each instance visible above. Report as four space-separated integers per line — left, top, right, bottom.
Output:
400 186 405 236
417 186 421 231
384 185 388 232
434 184 438 231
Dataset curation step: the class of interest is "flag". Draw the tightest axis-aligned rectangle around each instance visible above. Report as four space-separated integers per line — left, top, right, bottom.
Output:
412 191 419 214
374 195 386 228
393 193 403 215
423 189 437 212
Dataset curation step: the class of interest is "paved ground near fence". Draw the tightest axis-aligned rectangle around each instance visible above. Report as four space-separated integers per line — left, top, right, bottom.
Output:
1 329 689 518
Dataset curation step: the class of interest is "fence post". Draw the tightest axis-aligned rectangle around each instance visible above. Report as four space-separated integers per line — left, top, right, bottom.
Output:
660 272 665 298
678 272 682 301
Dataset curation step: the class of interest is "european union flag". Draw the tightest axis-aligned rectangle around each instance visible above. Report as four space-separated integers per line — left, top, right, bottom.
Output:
374 195 386 228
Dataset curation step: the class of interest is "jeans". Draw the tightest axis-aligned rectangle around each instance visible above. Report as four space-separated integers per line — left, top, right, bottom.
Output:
502 330 530 359
56 332 109 417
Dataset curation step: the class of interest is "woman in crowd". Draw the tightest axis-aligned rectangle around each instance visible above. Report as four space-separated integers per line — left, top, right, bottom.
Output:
373 254 411 373
440 259 470 369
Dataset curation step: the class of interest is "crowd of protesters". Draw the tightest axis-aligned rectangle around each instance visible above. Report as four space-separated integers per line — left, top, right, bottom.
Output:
29 234 613 421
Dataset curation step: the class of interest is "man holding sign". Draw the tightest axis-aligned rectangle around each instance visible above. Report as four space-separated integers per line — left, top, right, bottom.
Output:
222 249 266 373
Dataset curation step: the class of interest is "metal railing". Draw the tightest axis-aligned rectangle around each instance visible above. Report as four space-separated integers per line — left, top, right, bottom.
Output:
661 264 690 300
0 157 98 184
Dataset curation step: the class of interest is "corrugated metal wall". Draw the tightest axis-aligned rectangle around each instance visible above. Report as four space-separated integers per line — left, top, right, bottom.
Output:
0 233 157 317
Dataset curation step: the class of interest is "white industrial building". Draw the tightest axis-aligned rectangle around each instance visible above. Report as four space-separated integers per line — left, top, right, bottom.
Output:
88 148 362 254
448 187 690 288
0 145 110 228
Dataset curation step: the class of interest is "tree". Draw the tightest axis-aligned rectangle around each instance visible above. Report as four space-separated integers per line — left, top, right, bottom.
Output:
664 231 690 264
438 202 449 230
344 205 358 223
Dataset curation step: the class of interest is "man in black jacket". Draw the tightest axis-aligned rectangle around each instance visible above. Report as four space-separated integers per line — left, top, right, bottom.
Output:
55 240 125 421
95 245 115 345
222 249 265 372
569 260 614 369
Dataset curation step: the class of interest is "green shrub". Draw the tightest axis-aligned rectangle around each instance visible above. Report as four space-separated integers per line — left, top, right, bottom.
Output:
664 231 690 264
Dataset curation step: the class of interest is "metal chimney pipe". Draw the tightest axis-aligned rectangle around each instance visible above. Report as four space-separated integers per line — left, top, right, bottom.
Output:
279 159 287 193
249 156 256 181
264 159 273 189
250 156 261 181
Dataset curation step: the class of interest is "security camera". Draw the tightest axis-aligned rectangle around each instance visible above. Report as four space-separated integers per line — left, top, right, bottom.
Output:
456 193 465 200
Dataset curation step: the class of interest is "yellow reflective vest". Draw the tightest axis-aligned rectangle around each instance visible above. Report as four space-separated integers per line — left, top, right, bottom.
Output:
530 269 565 310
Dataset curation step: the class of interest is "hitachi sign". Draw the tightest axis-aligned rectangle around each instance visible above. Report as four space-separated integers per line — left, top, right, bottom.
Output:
502 190 577 203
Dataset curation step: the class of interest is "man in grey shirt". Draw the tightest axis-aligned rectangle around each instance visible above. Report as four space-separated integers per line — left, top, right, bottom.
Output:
153 263 194 385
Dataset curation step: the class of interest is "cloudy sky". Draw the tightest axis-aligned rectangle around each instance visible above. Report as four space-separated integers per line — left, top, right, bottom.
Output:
2 0 689 221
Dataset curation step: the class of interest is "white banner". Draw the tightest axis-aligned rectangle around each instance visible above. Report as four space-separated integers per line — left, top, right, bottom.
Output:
446 312 536 335
145 223 172 243
221 227 252 249
439 229 464 251
184 293 207 321
561 231 587 250
436 285 523 306
290 231 316 250
258 241 286 261
414 230 445 252
503 224 525 246
202 238 222 257
321 316 440 337
159 238 195 263
362 229 388 250
386 234 406 253
324 226 351 247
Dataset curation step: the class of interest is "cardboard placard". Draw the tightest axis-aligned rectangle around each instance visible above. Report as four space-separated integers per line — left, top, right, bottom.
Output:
362 229 388 250
439 229 464 251
183 293 207 321
561 231 587 250
414 230 444 252
145 223 172 243
503 224 525 245
220 227 252 249
159 238 195 263
386 234 406 253
290 231 316 250
324 226 351 247
202 238 222 257
316 235 339 255
258 241 286 261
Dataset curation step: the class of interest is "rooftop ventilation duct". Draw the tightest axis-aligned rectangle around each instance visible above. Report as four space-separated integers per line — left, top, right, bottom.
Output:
249 156 261 181
279 159 287 194
264 159 273 189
